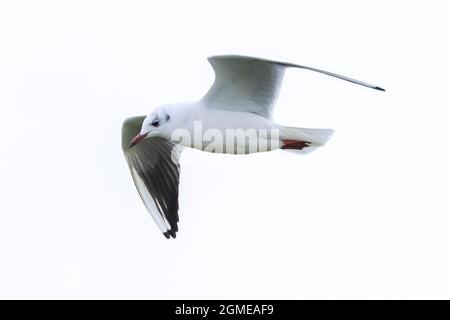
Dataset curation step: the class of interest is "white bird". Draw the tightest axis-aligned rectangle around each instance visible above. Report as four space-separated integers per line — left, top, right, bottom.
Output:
122 55 384 239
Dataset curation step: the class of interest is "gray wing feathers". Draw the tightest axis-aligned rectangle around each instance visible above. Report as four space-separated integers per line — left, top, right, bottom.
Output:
278 60 385 91
202 56 285 118
122 116 181 239
201 55 385 119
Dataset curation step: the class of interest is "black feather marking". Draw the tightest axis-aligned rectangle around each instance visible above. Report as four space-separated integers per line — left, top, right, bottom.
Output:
122 120 182 239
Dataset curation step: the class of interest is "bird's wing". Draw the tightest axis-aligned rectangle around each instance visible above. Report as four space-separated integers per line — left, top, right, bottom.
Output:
201 55 385 119
122 116 182 239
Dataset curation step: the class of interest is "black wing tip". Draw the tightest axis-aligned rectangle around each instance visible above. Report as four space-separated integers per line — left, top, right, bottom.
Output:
374 86 386 92
163 228 178 239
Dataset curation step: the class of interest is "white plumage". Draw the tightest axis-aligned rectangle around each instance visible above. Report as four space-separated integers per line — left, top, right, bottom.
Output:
122 55 384 238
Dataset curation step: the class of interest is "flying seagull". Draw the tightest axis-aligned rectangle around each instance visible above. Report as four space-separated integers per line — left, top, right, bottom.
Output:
122 55 384 239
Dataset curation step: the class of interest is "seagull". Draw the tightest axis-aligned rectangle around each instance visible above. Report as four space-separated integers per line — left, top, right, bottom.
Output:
121 55 384 239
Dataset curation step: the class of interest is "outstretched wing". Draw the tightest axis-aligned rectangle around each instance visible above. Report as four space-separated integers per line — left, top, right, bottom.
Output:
201 55 384 119
122 116 182 239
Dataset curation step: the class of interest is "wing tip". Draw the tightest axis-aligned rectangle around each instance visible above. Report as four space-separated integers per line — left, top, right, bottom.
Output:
163 228 178 239
374 86 386 92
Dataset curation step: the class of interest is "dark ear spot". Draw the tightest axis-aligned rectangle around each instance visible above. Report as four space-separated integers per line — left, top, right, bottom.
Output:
165 114 170 122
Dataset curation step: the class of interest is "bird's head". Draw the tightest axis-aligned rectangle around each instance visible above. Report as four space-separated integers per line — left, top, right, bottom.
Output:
129 107 171 148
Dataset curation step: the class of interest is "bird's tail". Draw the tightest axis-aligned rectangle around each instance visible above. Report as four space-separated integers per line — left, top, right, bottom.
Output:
277 125 334 153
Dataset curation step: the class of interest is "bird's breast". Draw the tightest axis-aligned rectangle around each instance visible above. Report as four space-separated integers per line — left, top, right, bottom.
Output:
168 109 281 154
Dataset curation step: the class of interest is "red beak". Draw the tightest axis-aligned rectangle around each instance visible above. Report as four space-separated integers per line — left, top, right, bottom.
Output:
129 134 147 148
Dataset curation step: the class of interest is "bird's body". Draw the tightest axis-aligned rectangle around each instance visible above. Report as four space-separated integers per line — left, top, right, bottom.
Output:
122 55 384 238
156 102 281 154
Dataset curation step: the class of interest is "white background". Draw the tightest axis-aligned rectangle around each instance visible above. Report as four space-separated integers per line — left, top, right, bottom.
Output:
1 0 449 299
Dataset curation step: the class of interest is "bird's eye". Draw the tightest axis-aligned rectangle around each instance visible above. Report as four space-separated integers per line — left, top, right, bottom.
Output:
151 119 160 127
